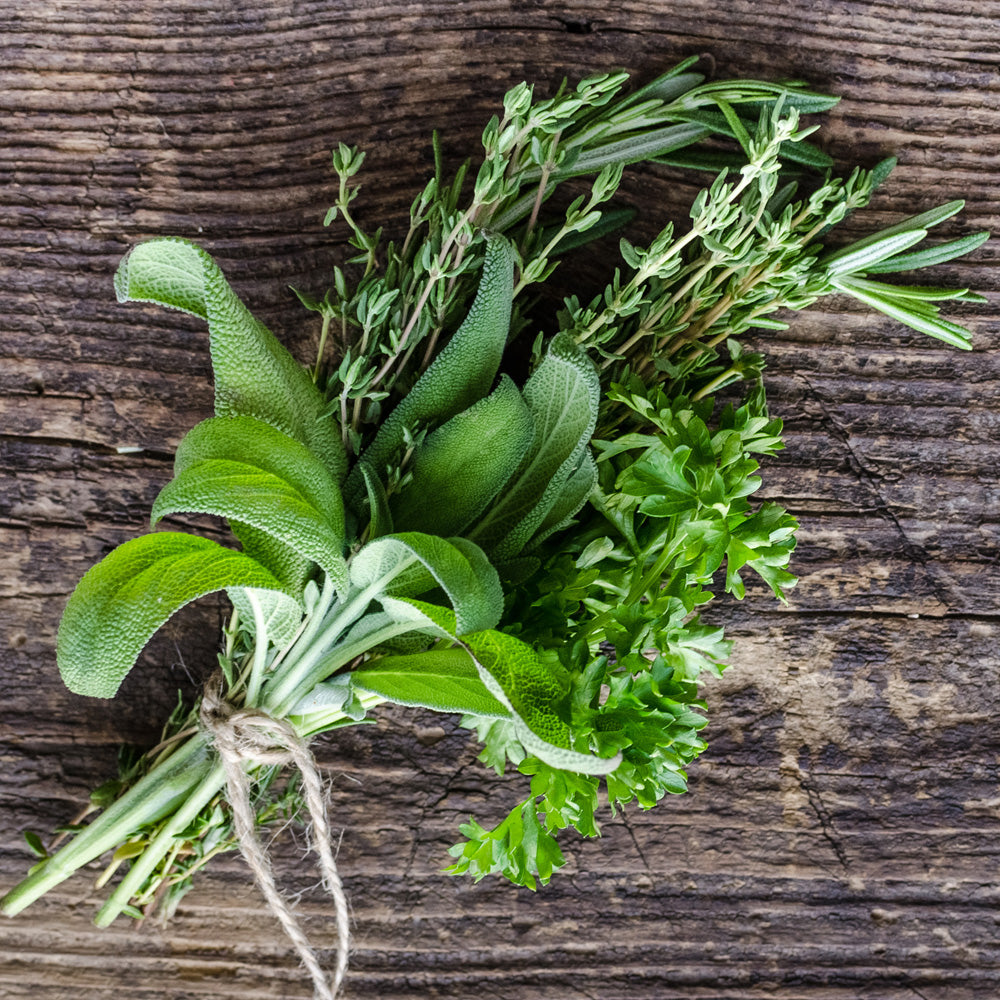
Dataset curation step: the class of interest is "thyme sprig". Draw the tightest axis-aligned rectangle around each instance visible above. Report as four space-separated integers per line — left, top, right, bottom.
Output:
305 60 840 454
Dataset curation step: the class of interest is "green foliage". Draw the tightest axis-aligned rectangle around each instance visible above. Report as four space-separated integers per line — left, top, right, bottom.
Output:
348 533 503 635
57 533 294 699
469 333 601 560
173 414 347 594
352 647 509 718
446 798 565 891
114 238 347 480
367 597 621 776
390 375 535 536
8 58 986 923
343 235 515 508
150 458 349 594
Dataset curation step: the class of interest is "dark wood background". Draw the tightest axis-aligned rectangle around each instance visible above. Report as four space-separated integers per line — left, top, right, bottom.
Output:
2 2 998 997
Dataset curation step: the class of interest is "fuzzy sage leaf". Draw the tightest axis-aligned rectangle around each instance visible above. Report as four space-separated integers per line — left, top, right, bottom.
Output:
470 332 600 559
114 238 347 481
345 235 515 508
58 533 295 698
350 532 503 635
390 375 535 536
352 647 509 718
150 458 350 595
173 415 348 594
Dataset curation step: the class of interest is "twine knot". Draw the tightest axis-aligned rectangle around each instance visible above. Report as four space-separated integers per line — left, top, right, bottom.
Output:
200 672 349 999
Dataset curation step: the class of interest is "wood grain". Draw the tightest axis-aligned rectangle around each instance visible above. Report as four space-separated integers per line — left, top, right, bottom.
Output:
1 1 998 997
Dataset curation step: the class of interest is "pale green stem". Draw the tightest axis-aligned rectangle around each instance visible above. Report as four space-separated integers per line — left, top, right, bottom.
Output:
224 606 240 660
690 366 741 401
524 130 562 238
291 690 387 740
340 389 350 451
312 312 333 382
267 619 418 718
242 591 271 707
0 734 213 917
368 267 441 392
263 561 415 714
134 837 185 907
416 324 443 374
266 574 338 680
94 762 226 927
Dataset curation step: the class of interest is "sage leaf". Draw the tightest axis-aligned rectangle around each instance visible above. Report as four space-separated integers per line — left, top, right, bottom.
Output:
470 333 599 559
358 461 394 540
390 375 535 536
114 238 347 481
150 458 349 594
174 415 347 593
352 648 509 718
376 599 620 776
58 533 294 698
288 675 352 716
346 236 514 506
228 586 302 649
460 630 621 776
227 521 312 596
527 450 598 550
349 532 502 634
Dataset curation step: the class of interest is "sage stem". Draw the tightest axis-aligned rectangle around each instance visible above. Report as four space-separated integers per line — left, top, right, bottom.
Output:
0 734 212 917
94 762 226 927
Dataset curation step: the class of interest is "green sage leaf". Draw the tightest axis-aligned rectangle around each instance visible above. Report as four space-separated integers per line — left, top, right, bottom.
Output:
228 587 303 649
470 333 600 559
352 648 509 718
460 630 622 776
378 599 621 776
114 238 346 481
391 375 535 536
150 458 349 594
58 533 293 698
358 461 394 540
527 450 598 549
349 532 502 635
346 236 515 506
174 415 347 593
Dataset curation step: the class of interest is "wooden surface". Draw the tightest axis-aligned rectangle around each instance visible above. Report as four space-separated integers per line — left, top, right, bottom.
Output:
2 1 998 997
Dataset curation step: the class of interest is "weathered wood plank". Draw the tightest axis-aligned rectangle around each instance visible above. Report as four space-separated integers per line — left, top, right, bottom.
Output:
2 1 998 997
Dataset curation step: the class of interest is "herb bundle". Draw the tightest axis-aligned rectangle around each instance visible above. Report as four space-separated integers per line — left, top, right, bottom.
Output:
2 58 985 953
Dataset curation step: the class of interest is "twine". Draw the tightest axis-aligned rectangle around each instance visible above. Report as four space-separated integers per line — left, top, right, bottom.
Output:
199 672 349 999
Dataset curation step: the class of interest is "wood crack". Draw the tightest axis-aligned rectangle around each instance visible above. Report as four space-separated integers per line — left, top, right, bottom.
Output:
796 767 850 872
796 373 963 610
